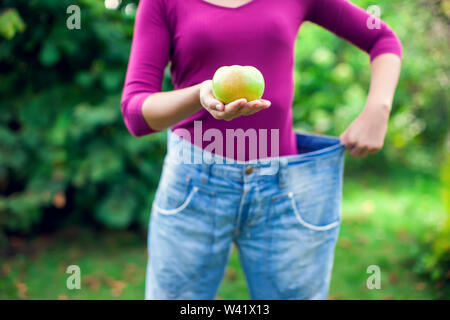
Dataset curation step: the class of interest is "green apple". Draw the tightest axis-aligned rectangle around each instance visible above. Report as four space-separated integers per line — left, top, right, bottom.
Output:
212 65 265 104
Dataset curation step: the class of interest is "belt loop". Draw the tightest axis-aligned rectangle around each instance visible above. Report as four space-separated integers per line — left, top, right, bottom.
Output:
278 158 288 188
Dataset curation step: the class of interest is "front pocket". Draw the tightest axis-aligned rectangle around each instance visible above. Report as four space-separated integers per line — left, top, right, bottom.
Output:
153 186 199 215
287 191 340 231
272 157 343 233
151 160 193 213
277 147 344 232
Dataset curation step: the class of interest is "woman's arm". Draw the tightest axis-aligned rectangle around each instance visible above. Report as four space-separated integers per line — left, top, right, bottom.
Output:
306 0 403 157
120 0 170 137
142 81 271 131
340 53 401 157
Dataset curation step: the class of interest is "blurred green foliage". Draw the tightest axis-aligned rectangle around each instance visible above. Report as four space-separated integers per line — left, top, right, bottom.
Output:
0 8 25 39
0 0 166 234
0 0 448 281
294 0 449 174
414 152 450 281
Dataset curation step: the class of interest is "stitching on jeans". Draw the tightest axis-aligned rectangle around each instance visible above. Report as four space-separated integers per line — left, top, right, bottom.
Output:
153 187 199 215
288 193 341 231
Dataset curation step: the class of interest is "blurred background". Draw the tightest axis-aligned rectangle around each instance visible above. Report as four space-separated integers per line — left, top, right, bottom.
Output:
0 0 449 299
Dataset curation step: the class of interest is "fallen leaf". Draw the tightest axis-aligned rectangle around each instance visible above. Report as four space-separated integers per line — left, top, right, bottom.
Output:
338 237 352 248
15 282 28 299
84 275 101 291
357 235 369 245
225 268 237 281
414 282 426 291
123 263 138 281
104 277 126 298
396 229 410 242
388 273 398 284
2 263 11 275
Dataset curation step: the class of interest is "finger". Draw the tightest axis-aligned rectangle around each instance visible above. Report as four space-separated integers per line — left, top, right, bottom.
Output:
339 132 347 145
247 99 271 108
205 100 224 112
339 133 355 151
213 103 225 112
239 100 271 116
208 100 225 112
260 99 272 107
344 135 357 150
349 145 360 157
357 147 369 158
209 109 226 120
344 141 356 151
224 99 247 113
204 94 225 111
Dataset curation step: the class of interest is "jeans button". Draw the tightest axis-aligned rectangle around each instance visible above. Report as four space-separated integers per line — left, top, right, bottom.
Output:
245 166 253 175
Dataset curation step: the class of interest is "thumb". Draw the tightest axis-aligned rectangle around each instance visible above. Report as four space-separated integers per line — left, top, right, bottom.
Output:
339 131 348 144
205 94 224 111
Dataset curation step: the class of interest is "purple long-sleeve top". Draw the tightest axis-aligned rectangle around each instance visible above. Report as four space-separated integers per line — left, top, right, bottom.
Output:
121 0 402 160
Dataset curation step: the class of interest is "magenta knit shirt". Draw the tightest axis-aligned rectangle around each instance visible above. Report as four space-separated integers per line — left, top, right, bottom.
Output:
121 0 402 160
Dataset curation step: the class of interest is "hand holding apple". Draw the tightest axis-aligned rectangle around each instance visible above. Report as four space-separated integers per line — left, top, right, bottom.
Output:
200 66 270 121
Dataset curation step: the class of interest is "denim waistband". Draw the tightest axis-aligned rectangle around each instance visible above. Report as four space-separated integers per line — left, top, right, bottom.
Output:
164 130 345 184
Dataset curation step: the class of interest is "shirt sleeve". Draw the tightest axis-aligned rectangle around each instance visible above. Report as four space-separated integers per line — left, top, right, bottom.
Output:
305 0 402 61
120 0 171 137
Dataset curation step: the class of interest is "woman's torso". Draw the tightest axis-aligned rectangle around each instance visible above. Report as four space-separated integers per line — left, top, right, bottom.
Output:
165 0 311 160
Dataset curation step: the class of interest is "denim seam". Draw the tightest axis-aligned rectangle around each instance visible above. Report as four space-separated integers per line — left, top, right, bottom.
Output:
233 186 248 239
264 200 284 299
235 243 254 298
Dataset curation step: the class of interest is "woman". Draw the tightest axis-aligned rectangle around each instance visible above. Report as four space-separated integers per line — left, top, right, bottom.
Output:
121 0 402 299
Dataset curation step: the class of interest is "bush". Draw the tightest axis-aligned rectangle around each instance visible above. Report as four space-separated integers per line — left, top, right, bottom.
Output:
414 149 450 282
0 0 166 233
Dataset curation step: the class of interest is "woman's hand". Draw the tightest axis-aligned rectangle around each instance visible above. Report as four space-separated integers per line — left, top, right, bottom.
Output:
200 80 271 121
340 104 390 158
340 54 401 158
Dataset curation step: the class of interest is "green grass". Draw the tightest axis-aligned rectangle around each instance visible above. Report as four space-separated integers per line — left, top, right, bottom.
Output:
1 172 448 299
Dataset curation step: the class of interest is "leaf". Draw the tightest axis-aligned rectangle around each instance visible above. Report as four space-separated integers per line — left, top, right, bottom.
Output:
39 40 60 66
95 186 137 229
0 9 26 39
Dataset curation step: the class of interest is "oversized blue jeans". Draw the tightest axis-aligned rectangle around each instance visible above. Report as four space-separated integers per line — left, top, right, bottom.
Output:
146 130 345 299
